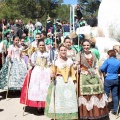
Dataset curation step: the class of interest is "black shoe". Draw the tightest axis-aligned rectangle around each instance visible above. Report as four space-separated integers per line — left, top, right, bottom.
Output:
0 96 2 99
111 111 117 115
37 108 44 113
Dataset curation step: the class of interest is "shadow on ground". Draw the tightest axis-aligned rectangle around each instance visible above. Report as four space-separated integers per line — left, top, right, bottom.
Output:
0 109 4 112
0 90 21 100
23 106 44 116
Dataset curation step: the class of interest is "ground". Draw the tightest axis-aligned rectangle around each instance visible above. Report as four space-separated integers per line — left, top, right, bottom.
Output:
0 90 120 120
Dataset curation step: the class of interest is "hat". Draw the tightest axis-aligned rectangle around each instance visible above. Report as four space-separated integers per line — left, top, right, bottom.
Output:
89 37 96 44
56 22 62 26
74 15 77 18
47 17 51 21
113 45 120 54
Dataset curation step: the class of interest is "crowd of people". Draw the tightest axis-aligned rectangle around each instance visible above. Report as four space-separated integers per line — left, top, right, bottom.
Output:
0 5 120 120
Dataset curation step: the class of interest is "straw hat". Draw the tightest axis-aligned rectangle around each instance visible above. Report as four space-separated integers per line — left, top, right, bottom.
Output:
74 15 77 18
113 45 120 54
47 17 51 21
89 37 96 44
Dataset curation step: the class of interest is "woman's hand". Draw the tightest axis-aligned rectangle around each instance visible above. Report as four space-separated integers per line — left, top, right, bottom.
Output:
74 81 77 90
29 59 35 67
7 54 11 59
50 72 55 78
73 64 77 70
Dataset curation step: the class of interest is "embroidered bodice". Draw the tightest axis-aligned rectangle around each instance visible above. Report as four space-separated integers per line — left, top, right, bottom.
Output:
81 57 93 71
31 51 50 67
52 58 76 83
76 52 97 75
8 45 22 59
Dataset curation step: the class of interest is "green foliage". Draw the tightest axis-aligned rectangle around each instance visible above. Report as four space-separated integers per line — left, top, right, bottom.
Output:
56 4 70 21
0 0 70 24
78 0 101 17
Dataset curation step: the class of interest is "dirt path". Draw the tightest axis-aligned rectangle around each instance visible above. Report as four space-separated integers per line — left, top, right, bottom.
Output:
0 90 119 120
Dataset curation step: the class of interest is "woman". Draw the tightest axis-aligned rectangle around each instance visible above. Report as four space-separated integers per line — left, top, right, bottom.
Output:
45 44 78 119
20 40 51 109
64 36 76 62
19 38 29 67
0 36 27 90
100 50 120 115
76 39 108 119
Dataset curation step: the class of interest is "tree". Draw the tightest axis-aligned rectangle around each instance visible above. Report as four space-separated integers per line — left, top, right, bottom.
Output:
78 0 101 17
55 4 70 21
0 0 63 19
0 0 72 25
0 1 23 20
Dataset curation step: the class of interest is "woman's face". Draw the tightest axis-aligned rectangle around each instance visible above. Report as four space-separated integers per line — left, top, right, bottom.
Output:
82 41 90 52
36 34 41 41
64 39 72 49
20 39 25 45
13 37 19 45
59 46 67 58
38 41 45 52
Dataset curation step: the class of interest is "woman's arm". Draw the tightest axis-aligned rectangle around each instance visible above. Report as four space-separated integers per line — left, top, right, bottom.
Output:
7 45 12 58
29 52 36 67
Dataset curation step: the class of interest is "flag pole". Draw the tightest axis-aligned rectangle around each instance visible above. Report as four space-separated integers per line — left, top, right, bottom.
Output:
53 19 56 120
2 22 5 65
6 59 11 100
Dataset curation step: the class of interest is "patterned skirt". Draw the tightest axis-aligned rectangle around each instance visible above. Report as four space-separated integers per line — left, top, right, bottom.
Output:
44 76 78 119
0 58 27 90
0 53 2 66
20 66 50 108
78 74 109 119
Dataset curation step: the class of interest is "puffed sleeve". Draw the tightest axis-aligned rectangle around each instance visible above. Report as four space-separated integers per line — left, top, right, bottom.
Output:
30 52 37 64
76 52 80 63
7 45 12 57
70 65 76 81
46 52 51 66
51 65 57 74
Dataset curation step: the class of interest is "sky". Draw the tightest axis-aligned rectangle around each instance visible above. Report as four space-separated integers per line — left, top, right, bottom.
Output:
63 0 78 5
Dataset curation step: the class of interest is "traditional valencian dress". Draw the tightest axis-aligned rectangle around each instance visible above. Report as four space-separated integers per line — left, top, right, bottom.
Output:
76 51 108 119
20 50 51 108
45 58 78 119
0 44 27 90
0 40 4 69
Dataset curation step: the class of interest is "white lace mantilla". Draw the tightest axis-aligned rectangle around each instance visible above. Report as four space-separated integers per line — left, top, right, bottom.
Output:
79 94 108 111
